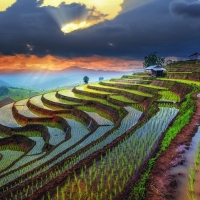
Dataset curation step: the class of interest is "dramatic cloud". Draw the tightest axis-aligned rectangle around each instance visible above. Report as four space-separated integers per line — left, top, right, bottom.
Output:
41 0 123 20
0 0 16 11
0 0 199 70
170 0 200 18
120 0 156 13
47 3 107 33
0 55 142 72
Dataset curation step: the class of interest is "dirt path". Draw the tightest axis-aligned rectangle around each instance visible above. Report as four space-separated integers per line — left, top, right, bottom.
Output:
146 91 200 200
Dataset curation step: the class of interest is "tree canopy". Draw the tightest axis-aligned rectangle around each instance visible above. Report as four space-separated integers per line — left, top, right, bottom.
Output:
83 76 89 84
0 86 9 96
143 52 165 68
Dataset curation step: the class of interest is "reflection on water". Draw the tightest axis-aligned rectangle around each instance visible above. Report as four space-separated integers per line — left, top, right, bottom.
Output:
170 127 200 200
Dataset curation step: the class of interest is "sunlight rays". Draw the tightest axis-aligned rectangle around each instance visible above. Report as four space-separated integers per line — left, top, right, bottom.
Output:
41 0 123 33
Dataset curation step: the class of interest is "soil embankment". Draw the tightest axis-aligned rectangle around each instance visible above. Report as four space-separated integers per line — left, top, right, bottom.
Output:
146 91 200 200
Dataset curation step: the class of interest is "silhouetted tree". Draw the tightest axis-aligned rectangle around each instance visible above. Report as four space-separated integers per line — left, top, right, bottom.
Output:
83 76 89 84
143 52 165 68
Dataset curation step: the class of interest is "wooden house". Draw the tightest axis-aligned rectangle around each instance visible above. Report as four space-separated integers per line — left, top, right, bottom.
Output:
145 65 166 77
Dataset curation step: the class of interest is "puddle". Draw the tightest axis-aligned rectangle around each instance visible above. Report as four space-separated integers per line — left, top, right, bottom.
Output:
169 127 200 200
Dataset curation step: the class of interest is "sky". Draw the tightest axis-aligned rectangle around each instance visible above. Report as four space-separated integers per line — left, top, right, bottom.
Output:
0 0 200 72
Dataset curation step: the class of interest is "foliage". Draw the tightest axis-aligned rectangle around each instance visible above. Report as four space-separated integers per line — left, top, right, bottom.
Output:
158 91 180 102
146 104 157 115
129 88 196 200
83 76 89 84
0 87 39 101
110 95 136 103
143 52 165 68
0 86 9 96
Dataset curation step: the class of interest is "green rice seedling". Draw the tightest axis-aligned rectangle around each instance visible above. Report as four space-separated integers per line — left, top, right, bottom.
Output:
189 168 195 182
56 186 59 200
188 175 195 192
187 191 197 200
47 191 51 200
69 190 72 199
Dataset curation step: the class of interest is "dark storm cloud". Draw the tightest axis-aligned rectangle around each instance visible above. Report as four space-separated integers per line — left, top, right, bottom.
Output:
0 0 200 60
170 0 200 18
0 0 61 56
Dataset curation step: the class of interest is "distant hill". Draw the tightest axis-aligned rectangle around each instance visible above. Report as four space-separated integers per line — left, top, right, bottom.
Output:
29 67 133 90
0 67 144 90
0 86 39 101
31 77 73 91
0 79 10 87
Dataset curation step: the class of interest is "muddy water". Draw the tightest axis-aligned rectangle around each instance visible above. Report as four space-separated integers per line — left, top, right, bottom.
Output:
170 126 200 200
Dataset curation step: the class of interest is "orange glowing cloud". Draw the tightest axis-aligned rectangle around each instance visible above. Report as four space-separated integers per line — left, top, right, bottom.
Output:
0 54 143 73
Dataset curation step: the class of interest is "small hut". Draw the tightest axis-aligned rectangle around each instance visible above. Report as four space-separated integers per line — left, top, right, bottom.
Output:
145 65 166 77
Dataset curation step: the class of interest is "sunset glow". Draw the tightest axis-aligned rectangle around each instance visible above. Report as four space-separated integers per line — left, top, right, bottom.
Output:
0 55 142 73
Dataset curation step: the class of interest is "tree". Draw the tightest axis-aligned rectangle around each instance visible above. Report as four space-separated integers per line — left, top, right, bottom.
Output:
166 59 172 65
143 52 165 68
83 76 89 84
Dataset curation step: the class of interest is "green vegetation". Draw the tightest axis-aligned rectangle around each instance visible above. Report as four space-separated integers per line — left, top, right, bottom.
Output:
83 76 89 84
0 86 9 96
131 104 145 112
74 93 120 110
158 91 180 102
129 87 196 200
12 131 42 137
168 72 192 74
89 83 153 97
110 95 136 103
0 132 8 137
0 86 39 101
159 78 200 87
76 85 112 95
0 144 25 152
146 104 157 115
143 52 165 67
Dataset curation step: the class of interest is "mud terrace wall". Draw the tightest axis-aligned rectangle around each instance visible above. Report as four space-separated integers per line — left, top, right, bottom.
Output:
72 87 108 99
0 134 35 152
151 80 193 101
30 98 98 131
99 81 162 95
56 92 83 103
56 90 120 121
166 72 200 81
12 103 71 142
41 95 75 109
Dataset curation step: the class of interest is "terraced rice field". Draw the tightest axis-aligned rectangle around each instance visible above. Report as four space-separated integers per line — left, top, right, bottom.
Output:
0 103 20 127
0 70 199 200
30 95 53 110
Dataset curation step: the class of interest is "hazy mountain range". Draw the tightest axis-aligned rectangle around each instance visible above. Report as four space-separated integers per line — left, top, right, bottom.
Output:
0 67 143 90
0 79 10 87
